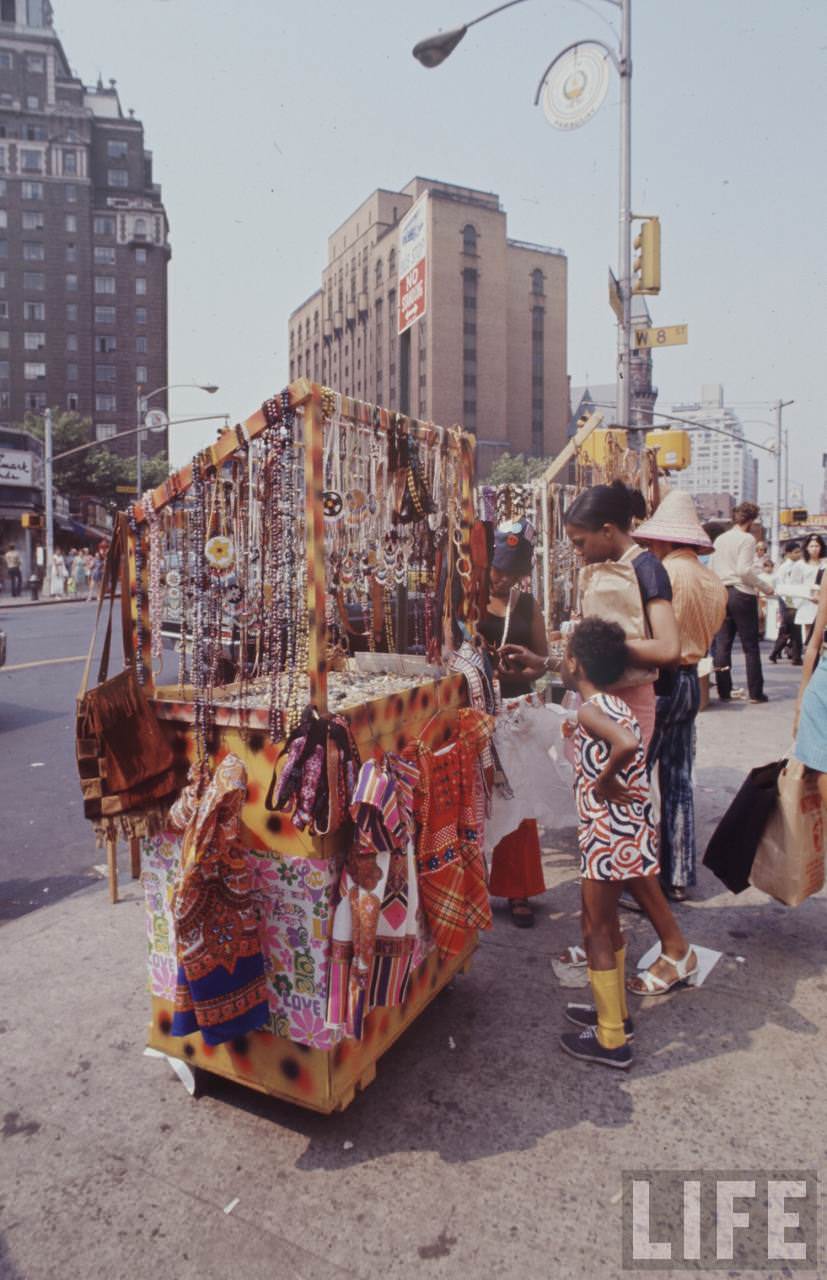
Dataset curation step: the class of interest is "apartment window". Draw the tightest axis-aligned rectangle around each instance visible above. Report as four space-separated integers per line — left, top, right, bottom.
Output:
134 216 147 238
0 269 5 285
96 393 116 411
94 246 115 265
0 302 8 319
96 423 117 441
23 241 45 261
0 179 5 196
66 334 77 352
66 393 79 411
95 305 115 324
24 361 46 380
96 364 116 382
65 273 78 292
0 360 8 379
375 258 384 288
388 249 396 278
64 183 77 202
135 306 146 325
94 215 115 236
0 238 5 258
0 330 7 347
26 95 39 111
65 214 77 233
107 168 128 188
24 301 44 320
25 125 47 141
66 362 78 381
135 277 147 295
530 305 544 455
27 54 44 72
462 224 478 255
21 181 43 200
0 144 5 173
62 150 78 176
136 365 147 384
531 269 545 296
0 51 12 69
106 139 128 159
96 335 116 353
23 271 44 289
20 149 43 173
65 303 78 322
65 244 77 263
95 275 116 294
23 332 45 350
0 390 8 407
135 335 147 354
135 247 147 265
461 268 478 430
22 210 44 230
25 392 47 411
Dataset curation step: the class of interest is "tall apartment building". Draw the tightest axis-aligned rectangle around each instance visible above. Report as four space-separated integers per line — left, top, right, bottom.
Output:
669 384 758 507
289 178 568 475
0 0 170 456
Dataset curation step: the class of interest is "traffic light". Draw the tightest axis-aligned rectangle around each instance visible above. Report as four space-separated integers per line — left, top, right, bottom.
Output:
21 513 43 529
792 508 808 523
632 216 661 295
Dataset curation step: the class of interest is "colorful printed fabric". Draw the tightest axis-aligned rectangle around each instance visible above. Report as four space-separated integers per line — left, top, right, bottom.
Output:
168 755 269 1045
574 693 659 881
648 666 701 887
327 755 425 1039
404 707 494 955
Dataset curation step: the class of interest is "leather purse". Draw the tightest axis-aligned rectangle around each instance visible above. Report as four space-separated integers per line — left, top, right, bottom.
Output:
76 517 179 823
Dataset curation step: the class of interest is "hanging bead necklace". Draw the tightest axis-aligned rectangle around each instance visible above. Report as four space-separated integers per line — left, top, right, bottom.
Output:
127 503 146 686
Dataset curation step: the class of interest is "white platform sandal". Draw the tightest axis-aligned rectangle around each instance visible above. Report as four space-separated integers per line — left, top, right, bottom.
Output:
627 947 699 996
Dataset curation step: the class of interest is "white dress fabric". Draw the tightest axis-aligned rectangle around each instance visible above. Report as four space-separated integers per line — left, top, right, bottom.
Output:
791 561 823 629
485 691 576 853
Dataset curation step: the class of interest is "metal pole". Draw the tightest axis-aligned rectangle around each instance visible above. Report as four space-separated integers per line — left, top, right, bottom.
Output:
775 399 782 559
616 0 632 435
44 406 54 597
136 387 143 496
783 426 789 513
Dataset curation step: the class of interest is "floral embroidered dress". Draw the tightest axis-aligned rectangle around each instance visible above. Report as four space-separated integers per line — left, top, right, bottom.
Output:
574 693 659 881
168 754 269 1045
327 754 422 1040
404 707 495 955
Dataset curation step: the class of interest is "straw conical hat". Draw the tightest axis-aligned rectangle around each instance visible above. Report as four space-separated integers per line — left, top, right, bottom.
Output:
634 488 712 551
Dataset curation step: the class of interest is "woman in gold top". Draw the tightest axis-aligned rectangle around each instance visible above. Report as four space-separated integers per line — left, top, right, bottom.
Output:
633 490 726 902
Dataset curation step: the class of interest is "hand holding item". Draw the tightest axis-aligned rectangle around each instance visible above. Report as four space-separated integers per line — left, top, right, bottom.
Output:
594 770 634 805
499 643 548 680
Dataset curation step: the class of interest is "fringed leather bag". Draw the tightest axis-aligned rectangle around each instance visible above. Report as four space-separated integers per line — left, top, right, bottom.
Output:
76 517 179 829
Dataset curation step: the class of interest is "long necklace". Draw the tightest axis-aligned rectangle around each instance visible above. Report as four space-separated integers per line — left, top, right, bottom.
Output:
127 503 146 686
143 490 164 677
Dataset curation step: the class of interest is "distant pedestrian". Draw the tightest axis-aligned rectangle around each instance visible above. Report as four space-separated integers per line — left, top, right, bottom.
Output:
50 549 69 597
789 534 826 651
4 543 22 597
770 540 803 664
793 567 827 809
87 549 104 601
711 501 773 703
633 490 727 900
71 548 89 596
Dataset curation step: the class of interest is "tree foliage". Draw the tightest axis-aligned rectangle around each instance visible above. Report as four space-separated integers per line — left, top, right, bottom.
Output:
487 451 555 485
24 410 169 509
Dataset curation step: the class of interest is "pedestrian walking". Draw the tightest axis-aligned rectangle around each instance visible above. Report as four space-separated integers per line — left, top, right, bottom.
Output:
4 543 22 597
49 549 69 597
86 549 104 601
71 547 89 596
793 568 827 808
633 490 727 900
789 534 826 652
554 618 697 1070
478 518 548 929
710 501 773 703
769 540 803 664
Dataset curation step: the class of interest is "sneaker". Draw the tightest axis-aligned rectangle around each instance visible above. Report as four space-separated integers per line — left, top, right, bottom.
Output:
749 694 769 704
559 1025 632 1069
565 1003 635 1040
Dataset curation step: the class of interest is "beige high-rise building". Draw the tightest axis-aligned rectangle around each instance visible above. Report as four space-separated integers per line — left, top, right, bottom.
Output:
289 177 568 475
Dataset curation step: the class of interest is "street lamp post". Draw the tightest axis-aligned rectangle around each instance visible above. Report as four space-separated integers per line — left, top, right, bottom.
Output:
44 405 54 594
414 0 634 434
136 382 219 494
774 398 794 559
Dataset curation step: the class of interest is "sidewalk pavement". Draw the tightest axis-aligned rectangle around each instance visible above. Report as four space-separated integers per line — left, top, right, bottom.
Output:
0 593 95 609
1 656 823 1280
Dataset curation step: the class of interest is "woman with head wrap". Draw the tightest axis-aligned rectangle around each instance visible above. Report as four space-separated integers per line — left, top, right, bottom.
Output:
477 519 549 927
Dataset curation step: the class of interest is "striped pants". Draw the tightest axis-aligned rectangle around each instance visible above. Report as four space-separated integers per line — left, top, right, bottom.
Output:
647 666 701 887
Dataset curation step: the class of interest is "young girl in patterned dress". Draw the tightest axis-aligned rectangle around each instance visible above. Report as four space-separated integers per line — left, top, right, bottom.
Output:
559 617 666 1070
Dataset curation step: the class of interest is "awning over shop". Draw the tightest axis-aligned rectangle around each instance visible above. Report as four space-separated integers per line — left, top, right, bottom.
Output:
67 519 110 543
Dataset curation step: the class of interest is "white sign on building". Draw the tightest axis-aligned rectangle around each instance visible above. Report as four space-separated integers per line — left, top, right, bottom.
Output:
0 449 37 487
397 193 428 336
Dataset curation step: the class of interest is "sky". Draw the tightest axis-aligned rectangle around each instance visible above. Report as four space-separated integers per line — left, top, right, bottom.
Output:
59 0 827 509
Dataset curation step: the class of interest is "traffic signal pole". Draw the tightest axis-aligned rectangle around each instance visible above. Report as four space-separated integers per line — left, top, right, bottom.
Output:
616 0 633 441
44 406 54 596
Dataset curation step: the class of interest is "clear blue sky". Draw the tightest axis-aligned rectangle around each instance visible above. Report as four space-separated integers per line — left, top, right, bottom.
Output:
60 0 826 508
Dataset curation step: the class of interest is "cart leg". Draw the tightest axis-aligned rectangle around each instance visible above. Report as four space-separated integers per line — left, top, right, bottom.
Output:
106 836 119 904
356 1061 377 1095
129 836 141 880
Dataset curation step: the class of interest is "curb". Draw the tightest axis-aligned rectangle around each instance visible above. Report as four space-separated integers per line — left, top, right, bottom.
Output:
0 595 94 610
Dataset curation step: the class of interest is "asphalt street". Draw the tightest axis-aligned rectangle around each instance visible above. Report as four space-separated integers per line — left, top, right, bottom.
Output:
0 599 123 920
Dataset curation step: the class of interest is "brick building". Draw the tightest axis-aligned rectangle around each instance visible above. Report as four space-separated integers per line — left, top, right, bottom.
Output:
289 178 568 476
0 0 169 457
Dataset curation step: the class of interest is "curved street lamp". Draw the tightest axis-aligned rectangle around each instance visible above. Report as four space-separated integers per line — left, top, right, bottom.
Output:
413 0 635 434
136 382 219 493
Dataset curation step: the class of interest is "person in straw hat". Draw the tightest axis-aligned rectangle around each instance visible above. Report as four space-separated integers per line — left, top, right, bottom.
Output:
632 488 726 903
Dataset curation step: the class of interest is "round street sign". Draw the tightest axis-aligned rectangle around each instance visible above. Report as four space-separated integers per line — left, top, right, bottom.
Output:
144 408 169 433
542 43 610 130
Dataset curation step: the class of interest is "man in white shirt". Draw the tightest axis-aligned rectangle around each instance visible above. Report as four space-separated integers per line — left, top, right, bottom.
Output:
711 501 773 702
769 540 802 664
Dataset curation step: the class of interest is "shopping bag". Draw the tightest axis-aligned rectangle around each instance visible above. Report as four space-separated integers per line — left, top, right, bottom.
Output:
702 759 785 893
750 760 827 906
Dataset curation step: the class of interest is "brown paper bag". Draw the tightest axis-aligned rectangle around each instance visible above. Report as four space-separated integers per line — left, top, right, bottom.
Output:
750 760 827 906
